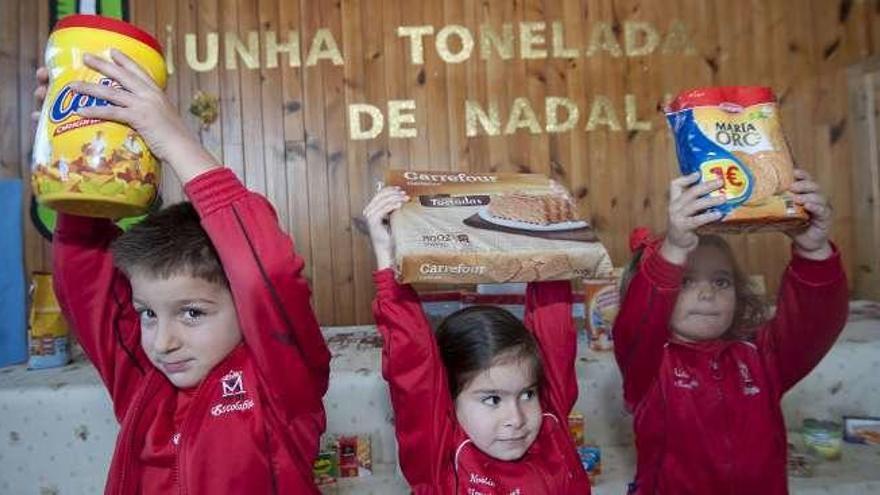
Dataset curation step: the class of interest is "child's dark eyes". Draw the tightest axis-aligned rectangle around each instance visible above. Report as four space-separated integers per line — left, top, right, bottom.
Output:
136 308 157 325
481 395 502 407
520 389 537 401
136 307 156 319
180 307 206 323
683 276 732 290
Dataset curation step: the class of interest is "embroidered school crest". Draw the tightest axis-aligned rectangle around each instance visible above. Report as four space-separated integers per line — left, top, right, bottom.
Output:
211 370 254 417
221 370 246 398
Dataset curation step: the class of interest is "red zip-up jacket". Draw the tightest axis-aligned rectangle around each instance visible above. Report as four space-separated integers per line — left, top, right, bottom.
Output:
613 243 848 495
372 269 591 494
52 168 330 494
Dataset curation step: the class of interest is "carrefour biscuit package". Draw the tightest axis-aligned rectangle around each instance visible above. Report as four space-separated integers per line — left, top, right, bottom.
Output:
385 170 613 284
666 87 809 233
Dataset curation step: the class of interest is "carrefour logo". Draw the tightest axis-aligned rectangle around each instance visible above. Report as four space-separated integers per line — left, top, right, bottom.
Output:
50 78 116 123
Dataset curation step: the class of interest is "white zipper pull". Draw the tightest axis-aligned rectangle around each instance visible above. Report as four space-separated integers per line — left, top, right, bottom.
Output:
710 359 722 380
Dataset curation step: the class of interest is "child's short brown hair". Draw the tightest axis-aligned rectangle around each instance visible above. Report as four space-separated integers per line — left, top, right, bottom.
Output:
110 202 228 286
621 234 767 338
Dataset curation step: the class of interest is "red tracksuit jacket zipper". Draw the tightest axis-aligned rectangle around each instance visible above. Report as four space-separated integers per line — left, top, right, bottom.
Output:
117 372 161 494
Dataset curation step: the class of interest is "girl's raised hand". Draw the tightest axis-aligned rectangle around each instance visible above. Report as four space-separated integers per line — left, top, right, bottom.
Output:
661 172 726 265
787 169 833 260
363 186 409 270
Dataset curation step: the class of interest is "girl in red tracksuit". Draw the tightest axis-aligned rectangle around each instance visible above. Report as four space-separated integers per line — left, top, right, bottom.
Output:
613 170 848 494
45 47 329 493
363 186 591 494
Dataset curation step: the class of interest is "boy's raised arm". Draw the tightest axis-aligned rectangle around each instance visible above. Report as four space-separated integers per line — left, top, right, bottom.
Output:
70 49 330 424
53 214 150 419
186 168 330 422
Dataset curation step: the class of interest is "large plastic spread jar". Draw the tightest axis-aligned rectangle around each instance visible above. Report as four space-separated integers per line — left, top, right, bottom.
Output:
32 14 166 218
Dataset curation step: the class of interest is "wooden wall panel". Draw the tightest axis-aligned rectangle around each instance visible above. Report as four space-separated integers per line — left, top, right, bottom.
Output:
849 57 880 301
5 0 880 324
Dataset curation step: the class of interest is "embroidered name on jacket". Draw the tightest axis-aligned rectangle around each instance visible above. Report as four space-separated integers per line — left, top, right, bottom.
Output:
672 367 699 389
465 472 524 494
737 361 761 396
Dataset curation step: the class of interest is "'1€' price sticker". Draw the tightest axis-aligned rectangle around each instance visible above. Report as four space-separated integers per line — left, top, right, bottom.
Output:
699 158 751 204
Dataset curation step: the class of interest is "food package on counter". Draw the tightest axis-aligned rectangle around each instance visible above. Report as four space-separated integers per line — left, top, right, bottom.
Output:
338 435 372 478
584 274 621 352
843 416 880 445
312 434 373 485
568 411 585 447
578 445 602 483
28 272 71 369
312 449 338 486
802 418 842 460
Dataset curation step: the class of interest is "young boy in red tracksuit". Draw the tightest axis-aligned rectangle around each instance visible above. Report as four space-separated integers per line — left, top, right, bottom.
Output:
42 49 329 493
614 171 848 494
363 185 591 494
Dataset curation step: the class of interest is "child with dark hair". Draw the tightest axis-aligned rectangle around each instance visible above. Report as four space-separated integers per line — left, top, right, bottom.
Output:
363 185 591 494
614 172 848 494
38 50 330 493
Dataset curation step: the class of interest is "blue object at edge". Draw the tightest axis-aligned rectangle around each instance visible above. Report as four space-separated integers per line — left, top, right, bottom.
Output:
0 179 28 367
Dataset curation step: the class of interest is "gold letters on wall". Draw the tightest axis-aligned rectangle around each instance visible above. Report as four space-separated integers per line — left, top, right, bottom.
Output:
169 20 696 140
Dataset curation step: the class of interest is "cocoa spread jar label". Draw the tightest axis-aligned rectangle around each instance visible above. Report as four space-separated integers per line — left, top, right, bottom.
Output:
32 14 167 219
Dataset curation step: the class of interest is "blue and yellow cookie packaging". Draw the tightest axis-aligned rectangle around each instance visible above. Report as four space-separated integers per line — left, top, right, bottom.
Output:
666 87 809 233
